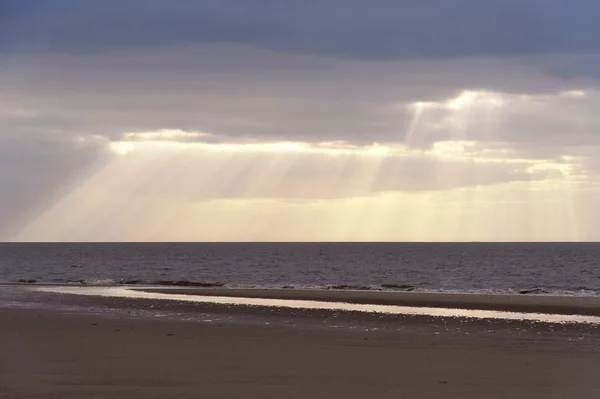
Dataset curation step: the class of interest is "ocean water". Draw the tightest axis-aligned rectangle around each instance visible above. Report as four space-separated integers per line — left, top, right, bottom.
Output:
1 242 599 295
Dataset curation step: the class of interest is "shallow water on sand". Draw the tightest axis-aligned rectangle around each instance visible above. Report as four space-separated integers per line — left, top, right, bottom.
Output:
36 286 600 325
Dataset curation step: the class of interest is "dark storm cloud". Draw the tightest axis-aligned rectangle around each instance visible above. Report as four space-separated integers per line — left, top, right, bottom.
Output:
2 0 600 61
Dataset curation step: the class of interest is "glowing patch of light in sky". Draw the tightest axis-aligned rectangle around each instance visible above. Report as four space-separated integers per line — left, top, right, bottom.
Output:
109 141 136 155
404 102 426 144
9 87 596 242
447 90 479 110
560 90 586 98
123 129 213 141
430 141 476 157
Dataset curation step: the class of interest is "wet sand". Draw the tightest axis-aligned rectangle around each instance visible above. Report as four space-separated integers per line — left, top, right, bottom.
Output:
139 287 600 316
2 307 600 399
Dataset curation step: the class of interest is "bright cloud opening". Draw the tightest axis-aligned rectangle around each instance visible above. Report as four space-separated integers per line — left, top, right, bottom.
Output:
123 129 214 141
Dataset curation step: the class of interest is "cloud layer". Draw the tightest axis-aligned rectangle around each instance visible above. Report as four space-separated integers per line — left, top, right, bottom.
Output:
2 1 600 240
3 0 600 61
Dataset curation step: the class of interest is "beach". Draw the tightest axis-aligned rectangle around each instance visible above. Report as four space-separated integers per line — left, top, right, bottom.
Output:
140 287 600 316
2 287 600 398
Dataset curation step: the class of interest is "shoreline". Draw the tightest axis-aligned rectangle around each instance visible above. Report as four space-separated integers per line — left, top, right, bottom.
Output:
136 287 600 316
4 283 600 317
15 285 600 336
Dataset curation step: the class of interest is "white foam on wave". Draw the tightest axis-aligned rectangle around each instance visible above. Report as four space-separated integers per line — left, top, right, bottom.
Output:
36 286 600 325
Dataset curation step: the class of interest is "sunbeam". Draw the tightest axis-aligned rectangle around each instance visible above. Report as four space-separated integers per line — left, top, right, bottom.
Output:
9 87 597 242
404 102 426 145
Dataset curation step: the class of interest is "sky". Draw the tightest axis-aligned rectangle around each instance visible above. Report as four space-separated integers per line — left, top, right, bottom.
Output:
2 0 600 241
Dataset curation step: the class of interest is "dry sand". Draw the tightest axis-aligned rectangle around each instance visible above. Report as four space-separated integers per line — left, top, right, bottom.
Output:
2 307 600 399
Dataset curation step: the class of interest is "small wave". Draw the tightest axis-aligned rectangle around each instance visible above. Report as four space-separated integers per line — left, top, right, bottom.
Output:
85 279 120 286
571 286 599 293
326 284 377 291
7 278 600 297
14 278 125 286
152 280 225 288
62 279 115 285
381 283 416 291
17 279 37 284
518 287 551 295
117 279 143 285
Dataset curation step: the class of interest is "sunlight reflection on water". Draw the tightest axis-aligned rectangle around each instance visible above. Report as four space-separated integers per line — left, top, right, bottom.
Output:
36 286 600 325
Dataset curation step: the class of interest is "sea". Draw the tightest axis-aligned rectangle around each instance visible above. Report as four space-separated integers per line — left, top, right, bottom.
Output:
1 242 599 296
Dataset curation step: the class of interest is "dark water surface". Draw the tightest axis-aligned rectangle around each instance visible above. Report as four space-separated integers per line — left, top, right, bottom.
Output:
1 243 599 295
